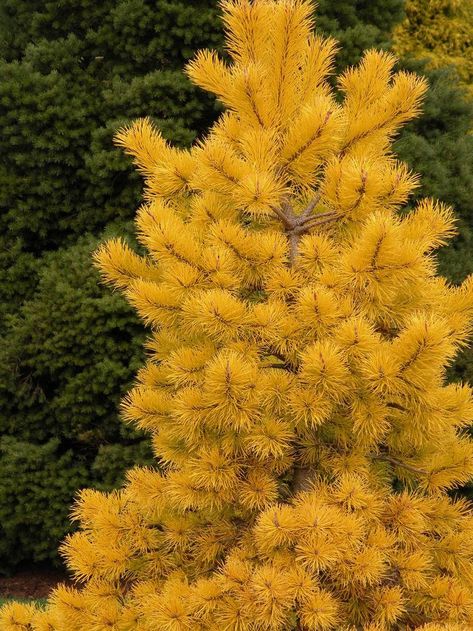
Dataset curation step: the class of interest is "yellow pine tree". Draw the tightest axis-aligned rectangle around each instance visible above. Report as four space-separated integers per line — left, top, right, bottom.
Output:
4 1 473 629
393 0 473 95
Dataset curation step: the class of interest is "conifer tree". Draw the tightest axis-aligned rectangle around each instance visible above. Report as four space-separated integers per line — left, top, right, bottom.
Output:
393 0 473 95
0 0 222 569
0 0 407 571
4 0 473 628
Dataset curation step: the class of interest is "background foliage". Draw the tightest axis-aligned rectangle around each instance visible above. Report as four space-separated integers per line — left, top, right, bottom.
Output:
0 0 472 570
0 0 222 571
394 0 473 95
315 0 404 71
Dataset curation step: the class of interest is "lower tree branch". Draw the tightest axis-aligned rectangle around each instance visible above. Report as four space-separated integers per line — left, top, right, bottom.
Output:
299 211 338 230
271 203 294 227
300 190 323 222
373 454 427 476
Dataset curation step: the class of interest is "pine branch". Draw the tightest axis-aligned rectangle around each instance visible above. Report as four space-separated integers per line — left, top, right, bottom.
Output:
284 109 333 166
386 401 407 412
373 454 428 476
264 347 293 365
295 211 338 233
271 190 339 266
271 202 294 227
266 363 291 369
300 189 323 221
288 231 300 265
274 191 342 489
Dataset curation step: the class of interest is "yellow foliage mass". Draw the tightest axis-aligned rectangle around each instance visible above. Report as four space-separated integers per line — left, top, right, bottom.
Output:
394 0 473 95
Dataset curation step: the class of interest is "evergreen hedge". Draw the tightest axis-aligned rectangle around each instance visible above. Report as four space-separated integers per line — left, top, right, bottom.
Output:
0 0 222 571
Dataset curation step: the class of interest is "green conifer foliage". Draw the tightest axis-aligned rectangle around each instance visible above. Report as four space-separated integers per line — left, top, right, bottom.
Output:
0 0 222 570
0 437 88 570
0 233 154 567
315 0 404 71
395 62 473 284
0 1 222 296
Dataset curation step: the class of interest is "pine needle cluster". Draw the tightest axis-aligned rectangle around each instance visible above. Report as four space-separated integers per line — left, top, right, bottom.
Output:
3 1 473 629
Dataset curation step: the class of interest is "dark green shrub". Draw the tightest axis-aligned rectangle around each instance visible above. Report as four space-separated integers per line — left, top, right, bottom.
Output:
0 437 88 571
0 1 222 570
0 232 154 568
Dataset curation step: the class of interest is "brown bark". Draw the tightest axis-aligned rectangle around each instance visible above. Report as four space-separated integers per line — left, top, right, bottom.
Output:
271 192 338 497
